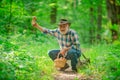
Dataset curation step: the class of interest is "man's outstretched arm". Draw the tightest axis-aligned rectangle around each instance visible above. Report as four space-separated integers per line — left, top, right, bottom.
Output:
31 16 44 32
31 16 57 36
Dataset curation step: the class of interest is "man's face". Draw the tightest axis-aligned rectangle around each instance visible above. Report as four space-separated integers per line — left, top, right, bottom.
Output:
59 24 69 35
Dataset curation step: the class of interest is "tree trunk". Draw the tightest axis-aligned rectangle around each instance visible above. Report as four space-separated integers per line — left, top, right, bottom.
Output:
89 7 95 44
50 0 57 24
116 5 120 25
97 3 102 42
6 0 13 33
106 0 120 41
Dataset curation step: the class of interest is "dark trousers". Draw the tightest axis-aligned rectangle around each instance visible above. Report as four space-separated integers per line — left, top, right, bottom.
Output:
48 48 81 69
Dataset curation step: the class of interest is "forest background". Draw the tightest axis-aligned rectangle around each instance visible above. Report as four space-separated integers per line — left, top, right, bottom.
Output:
0 0 120 80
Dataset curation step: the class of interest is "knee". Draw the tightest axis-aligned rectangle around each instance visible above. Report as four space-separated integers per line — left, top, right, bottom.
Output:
48 50 60 57
48 50 54 56
68 52 76 58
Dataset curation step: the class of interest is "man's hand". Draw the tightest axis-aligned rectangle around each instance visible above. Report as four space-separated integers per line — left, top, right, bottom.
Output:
31 16 38 27
31 16 44 32
60 48 68 56
60 49 67 56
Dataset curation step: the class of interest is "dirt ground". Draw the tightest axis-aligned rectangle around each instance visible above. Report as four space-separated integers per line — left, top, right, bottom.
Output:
54 71 93 80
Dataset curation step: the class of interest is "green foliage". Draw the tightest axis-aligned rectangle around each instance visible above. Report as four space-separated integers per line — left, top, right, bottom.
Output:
0 32 58 80
109 23 119 32
0 0 120 43
0 32 120 80
79 44 120 80
0 0 120 80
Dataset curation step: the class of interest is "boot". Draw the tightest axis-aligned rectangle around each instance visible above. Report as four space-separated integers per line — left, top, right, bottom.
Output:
72 67 78 72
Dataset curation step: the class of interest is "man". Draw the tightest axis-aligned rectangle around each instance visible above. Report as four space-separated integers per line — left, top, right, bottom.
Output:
32 16 81 72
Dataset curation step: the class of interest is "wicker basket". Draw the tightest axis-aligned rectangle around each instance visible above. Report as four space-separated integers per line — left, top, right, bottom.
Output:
54 53 67 68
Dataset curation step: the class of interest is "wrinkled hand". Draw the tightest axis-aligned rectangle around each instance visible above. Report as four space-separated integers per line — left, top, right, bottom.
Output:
31 16 38 27
60 48 68 56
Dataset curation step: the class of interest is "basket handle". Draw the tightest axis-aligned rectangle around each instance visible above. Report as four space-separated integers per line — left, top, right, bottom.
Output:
57 52 66 58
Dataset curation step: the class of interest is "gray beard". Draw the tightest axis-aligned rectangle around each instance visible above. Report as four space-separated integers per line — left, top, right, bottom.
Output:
59 28 69 35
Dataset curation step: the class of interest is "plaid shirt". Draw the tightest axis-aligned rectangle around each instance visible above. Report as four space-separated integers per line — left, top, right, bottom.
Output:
43 28 80 50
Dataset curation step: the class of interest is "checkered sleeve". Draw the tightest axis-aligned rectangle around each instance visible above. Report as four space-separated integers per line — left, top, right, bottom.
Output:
43 28 58 37
71 31 80 50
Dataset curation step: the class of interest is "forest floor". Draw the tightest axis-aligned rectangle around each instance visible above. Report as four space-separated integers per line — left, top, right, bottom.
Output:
53 71 94 80
53 60 95 80
1 34 120 80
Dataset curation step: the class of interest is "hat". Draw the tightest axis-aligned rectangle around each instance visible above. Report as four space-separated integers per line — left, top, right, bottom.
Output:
58 19 71 26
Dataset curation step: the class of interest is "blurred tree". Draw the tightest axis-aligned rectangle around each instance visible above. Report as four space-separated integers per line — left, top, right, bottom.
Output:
50 0 57 24
89 1 95 44
106 0 120 41
1 0 119 44
6 0 13 33
97 0 102 42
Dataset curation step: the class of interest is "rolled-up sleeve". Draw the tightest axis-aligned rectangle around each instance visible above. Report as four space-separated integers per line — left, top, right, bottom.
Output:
43 28 58 37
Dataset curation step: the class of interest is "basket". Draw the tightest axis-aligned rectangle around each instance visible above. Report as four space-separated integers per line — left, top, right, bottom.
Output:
54 53 67 68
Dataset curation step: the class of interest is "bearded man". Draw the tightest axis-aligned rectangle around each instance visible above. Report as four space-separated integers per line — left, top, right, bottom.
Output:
32 17 81 72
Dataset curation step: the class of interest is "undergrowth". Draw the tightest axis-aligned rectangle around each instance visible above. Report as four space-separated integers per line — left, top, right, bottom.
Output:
0 33 120 80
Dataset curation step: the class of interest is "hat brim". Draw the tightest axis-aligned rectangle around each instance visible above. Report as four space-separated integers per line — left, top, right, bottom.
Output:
58 22 71 26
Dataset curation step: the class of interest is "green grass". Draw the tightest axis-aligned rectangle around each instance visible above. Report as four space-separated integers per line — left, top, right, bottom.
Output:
79 44 120 80
0 33 120 80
